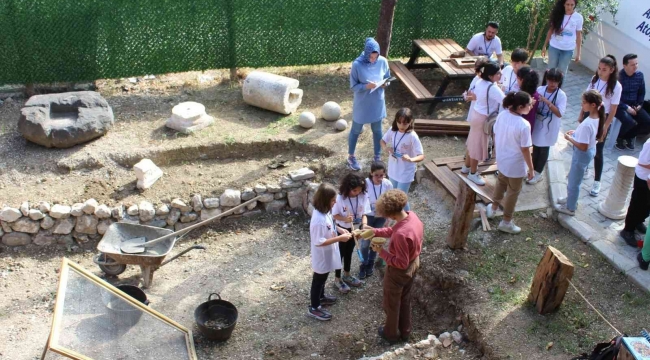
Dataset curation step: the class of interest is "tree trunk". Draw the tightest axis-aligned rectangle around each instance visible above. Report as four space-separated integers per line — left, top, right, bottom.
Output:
528 246 574 314
530 24 547 61
446 181 475 250
376 0 398 57
526 5 539 51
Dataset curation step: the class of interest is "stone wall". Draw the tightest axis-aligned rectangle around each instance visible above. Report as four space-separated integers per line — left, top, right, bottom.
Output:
0 168 319 248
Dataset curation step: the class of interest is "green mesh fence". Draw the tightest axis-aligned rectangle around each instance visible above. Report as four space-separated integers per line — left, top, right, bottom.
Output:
0 0 531 84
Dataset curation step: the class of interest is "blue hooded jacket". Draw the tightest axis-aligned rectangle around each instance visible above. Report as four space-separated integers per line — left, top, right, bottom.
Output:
350 38 391 124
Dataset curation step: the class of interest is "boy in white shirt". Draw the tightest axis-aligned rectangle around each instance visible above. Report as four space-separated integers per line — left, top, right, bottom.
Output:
500 48 529 94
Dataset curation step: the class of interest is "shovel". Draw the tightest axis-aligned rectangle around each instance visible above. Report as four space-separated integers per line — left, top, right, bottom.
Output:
120 196 260 254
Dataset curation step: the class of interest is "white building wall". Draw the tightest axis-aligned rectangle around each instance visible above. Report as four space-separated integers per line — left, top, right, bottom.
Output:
580 0 650 95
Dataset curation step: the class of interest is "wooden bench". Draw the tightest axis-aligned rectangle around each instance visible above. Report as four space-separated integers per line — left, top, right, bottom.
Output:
424 162 460 199
388 61 434 102
432 155 465 166
414 119 470 136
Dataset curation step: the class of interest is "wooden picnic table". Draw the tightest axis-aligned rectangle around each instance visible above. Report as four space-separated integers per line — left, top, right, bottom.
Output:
389 39 476 114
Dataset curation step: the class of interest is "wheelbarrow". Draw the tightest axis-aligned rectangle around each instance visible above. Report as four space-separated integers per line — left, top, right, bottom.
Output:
93 222 205 288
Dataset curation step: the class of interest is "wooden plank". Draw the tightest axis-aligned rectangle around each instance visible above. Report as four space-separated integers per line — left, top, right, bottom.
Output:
439 39 476 76
418 130 469 136
447 161 465 171
528 246 574 314
446 180 475 249
479 208 489 231
424 163 460 198
415 39 459 76
432 156 465 166
456 172 494 203
388 61 433 100
415 119 470 128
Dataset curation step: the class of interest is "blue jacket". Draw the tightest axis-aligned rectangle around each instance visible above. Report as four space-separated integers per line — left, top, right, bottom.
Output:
350 38 391 124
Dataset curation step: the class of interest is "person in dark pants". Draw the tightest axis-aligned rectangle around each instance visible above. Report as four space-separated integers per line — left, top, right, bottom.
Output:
620 138 650 247
615 54 650 151
367 190 423 344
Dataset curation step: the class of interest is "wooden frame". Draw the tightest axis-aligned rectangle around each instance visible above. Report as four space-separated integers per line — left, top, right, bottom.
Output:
43 258 198 360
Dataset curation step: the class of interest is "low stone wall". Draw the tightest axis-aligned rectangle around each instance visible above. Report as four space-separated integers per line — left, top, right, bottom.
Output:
0 168 319 248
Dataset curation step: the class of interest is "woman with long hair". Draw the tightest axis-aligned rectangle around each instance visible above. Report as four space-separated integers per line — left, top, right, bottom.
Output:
541 0 584 75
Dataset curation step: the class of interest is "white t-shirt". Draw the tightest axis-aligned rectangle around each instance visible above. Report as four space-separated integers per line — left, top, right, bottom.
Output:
382 130 425 183
549 12 584 51
500 65 520 94
586 79 622 115
473 79 506 116
332 193 371 229
532 85 568 147
494 111 532 178
310 210 342 274
365 178 393 216
466 33 503 57
466 75 481 121
573 116 599 149
636 138 650 180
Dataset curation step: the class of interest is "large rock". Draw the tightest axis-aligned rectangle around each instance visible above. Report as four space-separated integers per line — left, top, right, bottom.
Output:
0 207 21 222
241 188 256 201
201 208 222 221
82 199 99 214
33 233 56 246
2 232 31 246
53 218 76 235
287 188 307 209
29 209 44 220
18 91 114 148
156 204 170 216
94 204 111 219
263 199 287 212
10 218 40 233
242 71 303 115
165 102 215 134
41 215 55 229
138 201 155 222
20 201 30 216
134 159 163 190
191 194 203 212
220 189 241 207
166 208 181 226
70 203 84 216
38 201 51 213
289 167 315 181
75 215 98 234
171 199 192 212
97 220 113 235
321 101 341 121
203 198 220 209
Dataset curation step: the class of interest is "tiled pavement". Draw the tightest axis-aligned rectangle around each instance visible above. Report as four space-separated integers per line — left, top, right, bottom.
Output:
546 62 650 291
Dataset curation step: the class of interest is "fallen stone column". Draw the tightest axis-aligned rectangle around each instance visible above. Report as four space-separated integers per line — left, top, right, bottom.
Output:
598 155 638 220
242 71 303 114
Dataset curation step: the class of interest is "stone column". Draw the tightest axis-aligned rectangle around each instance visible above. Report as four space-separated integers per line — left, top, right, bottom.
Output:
598 155 638 219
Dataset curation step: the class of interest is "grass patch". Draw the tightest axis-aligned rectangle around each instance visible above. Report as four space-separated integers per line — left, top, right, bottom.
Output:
264 114 299 136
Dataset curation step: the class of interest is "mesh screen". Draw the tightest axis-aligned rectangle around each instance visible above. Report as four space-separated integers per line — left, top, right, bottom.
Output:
0 0 532 84
48 266 192 359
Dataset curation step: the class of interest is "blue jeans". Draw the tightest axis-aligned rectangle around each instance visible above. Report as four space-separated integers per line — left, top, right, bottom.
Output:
348 120 383 157
359 215 387 272
389 178 412 211
566 146 596 211
547 45 573 76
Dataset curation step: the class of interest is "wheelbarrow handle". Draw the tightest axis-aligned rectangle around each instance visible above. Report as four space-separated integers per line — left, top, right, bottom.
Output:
160 244 206 267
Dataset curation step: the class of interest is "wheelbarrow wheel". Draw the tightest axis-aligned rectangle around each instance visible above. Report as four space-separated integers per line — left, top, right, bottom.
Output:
99 262 127 276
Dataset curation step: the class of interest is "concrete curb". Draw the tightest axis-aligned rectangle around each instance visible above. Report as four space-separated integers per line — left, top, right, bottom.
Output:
546 144 650 293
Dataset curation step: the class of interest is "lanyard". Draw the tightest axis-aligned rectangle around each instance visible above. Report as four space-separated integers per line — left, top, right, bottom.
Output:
483 35 492 55
347 196 359 219
595 79 607 94
560 14 574 33
507 68 516 92
393 131 407 154
326 213 335 236
371 181 383 202
539 88 558 120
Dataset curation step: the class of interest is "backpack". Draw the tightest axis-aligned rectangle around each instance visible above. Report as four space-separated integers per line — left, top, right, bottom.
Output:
570 335 623 360
483 83 499 135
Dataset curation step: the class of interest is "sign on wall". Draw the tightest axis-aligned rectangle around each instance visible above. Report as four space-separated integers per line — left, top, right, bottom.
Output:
631 4 650 47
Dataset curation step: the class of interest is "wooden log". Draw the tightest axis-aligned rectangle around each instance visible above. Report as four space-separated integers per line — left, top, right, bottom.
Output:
528 246 574 314
446 180 475 249
479 208 490 231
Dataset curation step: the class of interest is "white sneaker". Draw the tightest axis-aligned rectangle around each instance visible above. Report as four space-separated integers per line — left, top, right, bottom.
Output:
460 165 470 174
555 204 575 216
485 204 496 219
583 168 590 180
498 220 521 234
527 171 543 185
467 172 486 186
557 197 567 205
590 181 601 197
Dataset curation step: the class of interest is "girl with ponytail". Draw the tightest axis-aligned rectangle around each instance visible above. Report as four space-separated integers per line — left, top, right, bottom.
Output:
556 90 605 216
516 66 541 132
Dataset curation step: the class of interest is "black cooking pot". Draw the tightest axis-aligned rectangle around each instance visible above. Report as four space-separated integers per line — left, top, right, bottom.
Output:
194 293 238 341
102 285 149 327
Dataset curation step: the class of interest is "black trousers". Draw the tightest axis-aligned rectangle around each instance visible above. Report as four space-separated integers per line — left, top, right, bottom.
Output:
581 111 608 182
532 145 550 174
310 272 330 309
615 106 650 141
624 175 650 232
335 226 355 278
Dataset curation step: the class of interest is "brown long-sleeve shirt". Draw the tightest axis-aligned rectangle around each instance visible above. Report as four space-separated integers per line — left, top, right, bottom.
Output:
374 212 423 270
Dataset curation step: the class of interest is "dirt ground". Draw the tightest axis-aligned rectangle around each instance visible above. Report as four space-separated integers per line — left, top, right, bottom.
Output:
0 60 468 207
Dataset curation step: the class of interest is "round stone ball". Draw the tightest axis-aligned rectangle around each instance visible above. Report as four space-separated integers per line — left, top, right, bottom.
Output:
334 119 348 131
298 112 316 129
321 101 341 121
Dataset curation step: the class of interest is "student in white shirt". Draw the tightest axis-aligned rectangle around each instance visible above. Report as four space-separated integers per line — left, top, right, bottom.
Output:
500 48 529 94
541 0 583 75
462 61 504 185
529 68 567 184
358 161 393 279
308 183 353 321
465 22 504 67
620 138 650 249
556 90 605 216
464 56 489 121
380 108 425 211
485 92 535 234
331 173 371 292
583 55 622 196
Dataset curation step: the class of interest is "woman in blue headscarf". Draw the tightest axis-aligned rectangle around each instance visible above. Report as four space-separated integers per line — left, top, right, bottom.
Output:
348 37 391 171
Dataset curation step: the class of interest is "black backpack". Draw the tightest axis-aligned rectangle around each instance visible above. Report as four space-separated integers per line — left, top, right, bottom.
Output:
570 335 623 360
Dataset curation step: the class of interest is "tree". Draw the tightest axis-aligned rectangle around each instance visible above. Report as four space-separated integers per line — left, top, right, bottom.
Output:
515 0 619 62
376 0 398 57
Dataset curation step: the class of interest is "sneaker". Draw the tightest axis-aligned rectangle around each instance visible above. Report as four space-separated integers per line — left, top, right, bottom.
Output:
625 139 635 151
307 306 332 321
527 171 543 185
615 139 626 151
555 204 575 216
583 168 590 180
467 172 486 186
636 223 647 234
347 156 361 171
590 181 601 197
342 274 362 287
373 155 381 163
638 253 649 271
358 266 367 280
365 266 374 278
319 294 337 306
620 230 638 248
334 280 351 293
497 220 521 234
557 197 567 205
485 204 496 219
460 165 470 174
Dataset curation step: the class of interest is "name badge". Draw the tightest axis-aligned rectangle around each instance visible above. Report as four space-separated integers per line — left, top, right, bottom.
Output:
370 203 376 212
556 35 564 41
